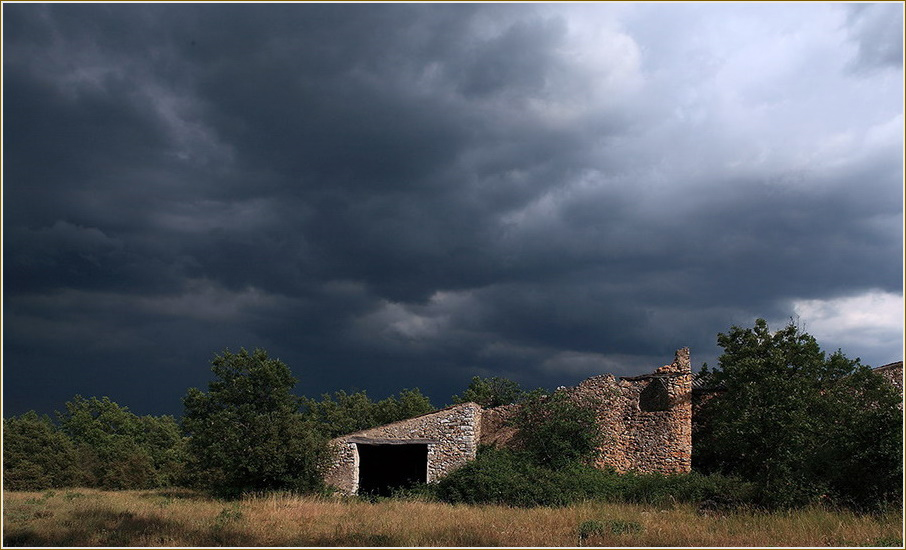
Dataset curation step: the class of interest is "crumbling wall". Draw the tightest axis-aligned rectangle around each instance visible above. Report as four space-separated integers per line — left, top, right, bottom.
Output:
874 361 903 396
479 348 693 475
478 403 519 448
325 402 481 494
565 347 693 474
327 350 694 493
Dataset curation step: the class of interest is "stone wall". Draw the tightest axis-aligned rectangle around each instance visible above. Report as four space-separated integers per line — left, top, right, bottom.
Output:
325 349 694 493
324 402 481 494
565 347 692 474
479 348 693 475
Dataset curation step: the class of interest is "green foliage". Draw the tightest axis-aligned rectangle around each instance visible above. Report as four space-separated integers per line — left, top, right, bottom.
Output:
433 447 755 508
451 376 530 408
433 448 574 506
134 414 188 487
374 388 434 425
511 391 604 470
182 348 331 497
3 411 79 490
300 388 434 438
57 395 186 489
694 319 902 509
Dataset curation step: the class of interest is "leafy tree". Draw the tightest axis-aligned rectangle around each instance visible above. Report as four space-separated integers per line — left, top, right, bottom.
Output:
511 391 604 470
694 319 902 509
58 396 157 489
452 376 530 408
135 414 188 487
374 388 434 425
300 388 434 438
300 390 379 438
182 348 331 496
3 411 79 490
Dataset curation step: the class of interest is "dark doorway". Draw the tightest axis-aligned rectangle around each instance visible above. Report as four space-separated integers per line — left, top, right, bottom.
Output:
357 443 428 496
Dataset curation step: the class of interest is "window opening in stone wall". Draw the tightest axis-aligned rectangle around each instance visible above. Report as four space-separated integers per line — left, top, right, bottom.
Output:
357 443 428 496
639 378 671 412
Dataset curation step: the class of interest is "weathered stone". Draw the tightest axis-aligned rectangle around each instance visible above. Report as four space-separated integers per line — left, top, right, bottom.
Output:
324 402 481 494
325 349 695 494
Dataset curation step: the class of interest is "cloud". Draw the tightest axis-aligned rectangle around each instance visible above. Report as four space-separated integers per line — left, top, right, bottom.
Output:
845 3 904 72
790 290 904 364
3 2 902 416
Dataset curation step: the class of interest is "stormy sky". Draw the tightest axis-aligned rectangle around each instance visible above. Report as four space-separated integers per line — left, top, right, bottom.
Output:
3 2 903 418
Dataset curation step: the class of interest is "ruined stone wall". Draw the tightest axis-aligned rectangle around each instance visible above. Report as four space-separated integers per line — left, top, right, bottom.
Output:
566 348 692 474
324 402 481 494
480 348 693 475
478 404 518 448
615 349 693 474
874 362 903 396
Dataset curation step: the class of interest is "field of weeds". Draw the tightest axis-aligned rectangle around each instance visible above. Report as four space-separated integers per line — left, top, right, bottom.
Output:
3 488 902 547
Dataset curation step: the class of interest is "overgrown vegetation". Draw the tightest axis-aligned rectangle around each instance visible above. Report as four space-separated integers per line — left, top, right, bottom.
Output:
451 375 538 407
3 319 902 513
510 391 605 469
694 319 903 510
431 446 756 508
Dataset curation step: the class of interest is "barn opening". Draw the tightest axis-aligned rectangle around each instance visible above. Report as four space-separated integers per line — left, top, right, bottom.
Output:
357 442 429 496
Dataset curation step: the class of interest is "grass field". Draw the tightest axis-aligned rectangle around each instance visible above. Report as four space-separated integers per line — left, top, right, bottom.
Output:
2 488 902 547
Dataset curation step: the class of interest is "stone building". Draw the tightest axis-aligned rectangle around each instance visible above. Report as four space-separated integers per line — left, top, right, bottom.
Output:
325 348 693 495
324 402 482 495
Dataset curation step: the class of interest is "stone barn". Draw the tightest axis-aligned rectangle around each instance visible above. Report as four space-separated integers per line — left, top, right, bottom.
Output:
325 348 693 495
324 402 482 495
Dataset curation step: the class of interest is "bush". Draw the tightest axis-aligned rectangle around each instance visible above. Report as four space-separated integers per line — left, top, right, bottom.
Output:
3 412 79 490
57 395 186 489
510 392 604 470
432 447 755 508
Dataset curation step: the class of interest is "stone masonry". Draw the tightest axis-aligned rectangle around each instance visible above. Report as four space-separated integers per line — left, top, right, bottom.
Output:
324 402 482 494
479 347 693 474
325 349 693 494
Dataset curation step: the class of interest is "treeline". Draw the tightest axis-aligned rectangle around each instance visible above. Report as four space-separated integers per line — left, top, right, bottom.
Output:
3 349 437 494
4 320 903 511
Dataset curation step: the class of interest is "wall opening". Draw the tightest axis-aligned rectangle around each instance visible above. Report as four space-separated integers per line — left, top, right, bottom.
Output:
357 443 428 496
639 378 670 411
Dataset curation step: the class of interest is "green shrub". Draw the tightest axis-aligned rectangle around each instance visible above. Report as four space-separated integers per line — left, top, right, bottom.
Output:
510 392 604 470
432 447 755 508
3 412 80 490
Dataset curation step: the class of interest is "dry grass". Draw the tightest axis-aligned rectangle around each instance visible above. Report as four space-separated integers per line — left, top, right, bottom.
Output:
3 488 902 547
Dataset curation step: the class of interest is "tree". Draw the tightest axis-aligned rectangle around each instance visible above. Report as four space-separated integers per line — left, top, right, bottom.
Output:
58 396 157 489
452 376 530 408
300 388 434 439
694 319 902 509
3 411 79 490
182 348 331 496
135 414 188 487
511 391 604 470
374 388 434 425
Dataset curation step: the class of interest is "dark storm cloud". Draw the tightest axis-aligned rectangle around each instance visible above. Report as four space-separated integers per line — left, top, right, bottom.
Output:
3 3 902 417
